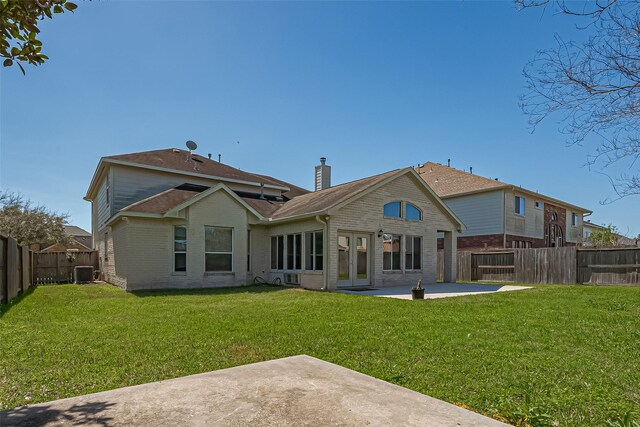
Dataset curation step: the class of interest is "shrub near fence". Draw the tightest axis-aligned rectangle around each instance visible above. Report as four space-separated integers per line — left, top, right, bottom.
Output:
438 247 640 285
0 235 32 304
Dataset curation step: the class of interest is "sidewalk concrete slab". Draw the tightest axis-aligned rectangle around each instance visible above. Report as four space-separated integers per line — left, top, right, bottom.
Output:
1 355 508 426
339 283 532 300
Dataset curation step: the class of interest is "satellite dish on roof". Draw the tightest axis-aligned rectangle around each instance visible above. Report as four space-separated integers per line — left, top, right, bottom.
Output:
186 140 197 151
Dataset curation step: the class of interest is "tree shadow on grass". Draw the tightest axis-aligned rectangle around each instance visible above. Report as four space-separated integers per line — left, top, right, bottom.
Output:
0 401 115 427
0 286 37 319
131 284 290 298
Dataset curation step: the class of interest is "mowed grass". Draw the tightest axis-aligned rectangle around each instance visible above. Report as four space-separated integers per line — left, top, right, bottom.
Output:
1 284 639 426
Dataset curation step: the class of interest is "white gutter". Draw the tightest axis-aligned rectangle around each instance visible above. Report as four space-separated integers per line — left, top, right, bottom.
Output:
315 215 329 291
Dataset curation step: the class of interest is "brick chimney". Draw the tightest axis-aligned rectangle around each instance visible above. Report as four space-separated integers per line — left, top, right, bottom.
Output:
315 157 331 191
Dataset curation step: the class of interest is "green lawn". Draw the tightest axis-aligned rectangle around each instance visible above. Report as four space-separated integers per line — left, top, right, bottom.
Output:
1 284 639 426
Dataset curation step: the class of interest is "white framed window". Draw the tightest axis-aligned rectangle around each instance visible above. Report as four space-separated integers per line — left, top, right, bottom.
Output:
383 201 402 219
383 234 402 271
270 235 284 270
405 236 422 270
205 226 233 272
174 225 187 272
571 213 579 227
406 203 422 221
305 231 323 271
515 196 525 216
286 233 302 270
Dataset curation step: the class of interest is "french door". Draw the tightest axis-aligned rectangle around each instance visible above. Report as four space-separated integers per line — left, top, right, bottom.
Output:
337 233 370 287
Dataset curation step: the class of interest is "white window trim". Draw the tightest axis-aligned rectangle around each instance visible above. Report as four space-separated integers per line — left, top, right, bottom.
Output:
173 225 187 275
305 230 323 272
383 201 403 219
515 196 525 216
270 235 284 271
204 226 234 273
405 203 423 222
405 235 422 271
383 233 402 272
285 233 302 271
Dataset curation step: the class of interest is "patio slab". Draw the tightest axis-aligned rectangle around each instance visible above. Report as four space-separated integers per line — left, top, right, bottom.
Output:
1 355 508 426
339 283 532 300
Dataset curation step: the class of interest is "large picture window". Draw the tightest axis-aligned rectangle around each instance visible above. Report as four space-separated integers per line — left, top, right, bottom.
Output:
286 233 302 270
305 231 323 271
405 236 422 270
271 235 284 270
205 226 233 272
174 226 187 272
383 234 402 271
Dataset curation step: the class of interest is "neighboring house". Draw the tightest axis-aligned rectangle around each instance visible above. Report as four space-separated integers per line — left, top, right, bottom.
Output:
64 225 93 248
84 149 463 291
583 221 639 247
36 225 93 252
417 162 592 250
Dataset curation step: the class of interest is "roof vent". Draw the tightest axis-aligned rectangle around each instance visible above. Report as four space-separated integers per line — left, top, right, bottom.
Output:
172 148 180 153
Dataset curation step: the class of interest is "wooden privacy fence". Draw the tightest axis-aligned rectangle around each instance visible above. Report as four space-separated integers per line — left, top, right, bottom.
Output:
438 247 640 285
33 251 99 285
0 235 32 304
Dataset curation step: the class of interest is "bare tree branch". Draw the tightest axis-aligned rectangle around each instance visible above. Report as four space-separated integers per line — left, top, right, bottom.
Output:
519 0 640 200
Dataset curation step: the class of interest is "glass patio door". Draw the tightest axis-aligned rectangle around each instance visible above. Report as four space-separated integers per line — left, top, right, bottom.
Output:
337 233 370 287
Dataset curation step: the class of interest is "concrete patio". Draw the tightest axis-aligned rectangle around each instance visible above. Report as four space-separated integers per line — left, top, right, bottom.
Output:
1 355 508 426
339 282 532 300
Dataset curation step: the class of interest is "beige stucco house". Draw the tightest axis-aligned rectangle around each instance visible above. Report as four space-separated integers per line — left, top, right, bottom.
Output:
84 149 463 291
417 162 592 250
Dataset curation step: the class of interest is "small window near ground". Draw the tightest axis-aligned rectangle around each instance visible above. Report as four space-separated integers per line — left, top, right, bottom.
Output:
515 196 525 216
270 235 284 270
383 234 401 271
406 203 422 221
305 231 323 271
205 226 233 272
174 226 187 272
383 201 402 219
405 236 422 270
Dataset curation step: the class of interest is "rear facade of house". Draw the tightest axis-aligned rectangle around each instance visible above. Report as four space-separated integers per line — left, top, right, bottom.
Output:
85 149 462 291
417 162 592 251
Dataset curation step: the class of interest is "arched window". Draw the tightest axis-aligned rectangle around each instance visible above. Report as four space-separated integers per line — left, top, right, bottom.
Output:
383 201 402 218
406 203 422 221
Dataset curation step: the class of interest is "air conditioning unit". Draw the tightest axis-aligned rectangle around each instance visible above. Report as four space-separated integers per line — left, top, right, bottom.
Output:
284 273 300 285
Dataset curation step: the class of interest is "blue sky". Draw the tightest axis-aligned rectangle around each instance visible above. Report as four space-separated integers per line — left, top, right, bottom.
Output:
1 1 638 236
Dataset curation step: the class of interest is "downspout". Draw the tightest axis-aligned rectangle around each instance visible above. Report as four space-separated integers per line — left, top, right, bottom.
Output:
315 215 329 291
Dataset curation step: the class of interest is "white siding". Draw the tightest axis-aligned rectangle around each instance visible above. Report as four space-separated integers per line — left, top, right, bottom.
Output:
95 173 111 230
505 190 544 239
566 211 583 243
443 191 504 236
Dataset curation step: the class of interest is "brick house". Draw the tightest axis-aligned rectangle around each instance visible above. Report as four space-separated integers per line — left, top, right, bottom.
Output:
416 162 591 251
84 149 463 291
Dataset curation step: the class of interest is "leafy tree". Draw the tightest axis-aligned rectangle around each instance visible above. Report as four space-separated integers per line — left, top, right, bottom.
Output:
588 224 620 248
0 190 71 247
518 0 640 202
1 0 78 75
